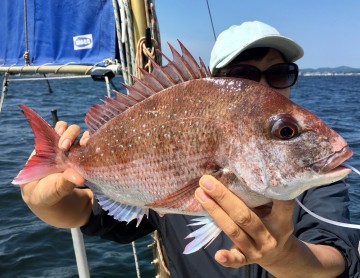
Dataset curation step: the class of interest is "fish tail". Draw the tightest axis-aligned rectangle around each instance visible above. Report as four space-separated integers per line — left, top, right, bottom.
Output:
12 105 68 185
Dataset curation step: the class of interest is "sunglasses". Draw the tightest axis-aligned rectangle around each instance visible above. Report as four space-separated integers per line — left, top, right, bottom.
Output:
215 62 299 89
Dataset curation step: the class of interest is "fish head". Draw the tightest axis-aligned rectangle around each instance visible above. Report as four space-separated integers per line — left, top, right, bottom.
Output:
226 79 353 202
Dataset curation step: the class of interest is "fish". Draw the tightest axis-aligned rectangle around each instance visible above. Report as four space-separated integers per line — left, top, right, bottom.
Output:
13 41 353 254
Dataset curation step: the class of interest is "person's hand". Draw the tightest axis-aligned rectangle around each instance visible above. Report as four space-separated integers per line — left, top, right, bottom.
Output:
20 121 92 227
195 175 295 269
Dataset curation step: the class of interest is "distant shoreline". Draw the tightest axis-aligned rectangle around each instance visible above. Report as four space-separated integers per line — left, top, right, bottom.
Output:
299 66 360 76
300 72 360 76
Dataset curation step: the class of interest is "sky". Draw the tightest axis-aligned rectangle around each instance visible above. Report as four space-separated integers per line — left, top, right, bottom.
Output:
154 0 360 69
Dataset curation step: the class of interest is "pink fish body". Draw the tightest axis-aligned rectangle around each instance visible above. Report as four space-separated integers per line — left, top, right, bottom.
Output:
13 42 352 253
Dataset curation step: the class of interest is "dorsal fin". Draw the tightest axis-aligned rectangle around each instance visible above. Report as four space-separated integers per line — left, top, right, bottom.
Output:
84 41 211 134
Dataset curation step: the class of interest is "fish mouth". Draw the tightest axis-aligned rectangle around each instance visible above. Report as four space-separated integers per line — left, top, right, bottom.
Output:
266 146 353 201
310 146 353 174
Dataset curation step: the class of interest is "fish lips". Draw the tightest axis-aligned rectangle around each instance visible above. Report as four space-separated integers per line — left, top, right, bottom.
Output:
310 146 353 174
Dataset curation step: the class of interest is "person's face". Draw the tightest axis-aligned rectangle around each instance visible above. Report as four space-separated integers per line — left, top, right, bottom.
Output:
239 49 290 97
219 49 293 98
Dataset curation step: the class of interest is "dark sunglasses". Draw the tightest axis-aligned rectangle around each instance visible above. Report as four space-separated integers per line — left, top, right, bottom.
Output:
215 62 299 89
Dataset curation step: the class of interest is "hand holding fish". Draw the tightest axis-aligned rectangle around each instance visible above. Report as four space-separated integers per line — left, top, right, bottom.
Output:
195 175 294 266
195 175 346 277
19 122 91 228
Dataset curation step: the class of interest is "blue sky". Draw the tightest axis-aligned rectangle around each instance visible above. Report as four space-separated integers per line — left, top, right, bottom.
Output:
155 1 360 69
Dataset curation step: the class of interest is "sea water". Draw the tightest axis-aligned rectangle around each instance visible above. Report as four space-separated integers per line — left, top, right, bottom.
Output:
0 75 359 277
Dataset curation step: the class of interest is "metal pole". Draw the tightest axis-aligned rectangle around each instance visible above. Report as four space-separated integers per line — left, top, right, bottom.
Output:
0 73 9 112
105 76 112 97
71 228 90 278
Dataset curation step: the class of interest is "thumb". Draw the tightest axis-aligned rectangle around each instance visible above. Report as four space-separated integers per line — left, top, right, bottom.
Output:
50 169 85 205
271 199 295 216
266 200 295 237
62 168 86 187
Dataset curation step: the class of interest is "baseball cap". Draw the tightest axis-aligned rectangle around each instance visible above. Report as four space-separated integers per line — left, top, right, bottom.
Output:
209 21 304 73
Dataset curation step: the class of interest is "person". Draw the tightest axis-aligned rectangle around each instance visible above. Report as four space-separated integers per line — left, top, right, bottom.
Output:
19 21 360 277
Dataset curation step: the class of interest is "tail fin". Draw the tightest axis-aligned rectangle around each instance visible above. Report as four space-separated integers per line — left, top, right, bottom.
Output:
12 105 68 185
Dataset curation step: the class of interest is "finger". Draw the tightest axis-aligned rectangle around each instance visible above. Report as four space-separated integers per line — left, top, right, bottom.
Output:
198 175 268 240
215 248 247 268
58 124 81 150
271 199 294 217
79 131 90 146
195 187 254 252
51 169 85 205
54 121 68 135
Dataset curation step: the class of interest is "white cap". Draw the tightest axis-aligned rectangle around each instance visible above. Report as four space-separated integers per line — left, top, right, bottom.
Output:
210 21 304 73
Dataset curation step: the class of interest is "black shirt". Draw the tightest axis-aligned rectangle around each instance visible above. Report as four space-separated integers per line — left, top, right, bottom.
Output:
81 181 360 277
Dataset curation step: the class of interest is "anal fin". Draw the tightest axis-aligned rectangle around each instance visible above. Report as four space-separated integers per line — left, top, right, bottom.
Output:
92 188 148 227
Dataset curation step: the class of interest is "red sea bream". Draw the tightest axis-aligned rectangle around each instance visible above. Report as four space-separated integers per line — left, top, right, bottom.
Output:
13 41 353 254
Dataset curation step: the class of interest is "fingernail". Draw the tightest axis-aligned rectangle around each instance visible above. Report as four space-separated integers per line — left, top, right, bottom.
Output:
200 175 216 191
81 137 89 145
60 138 71 150
70 172 77 183
55 126 65 135
216 254 227 263
195 188 209 202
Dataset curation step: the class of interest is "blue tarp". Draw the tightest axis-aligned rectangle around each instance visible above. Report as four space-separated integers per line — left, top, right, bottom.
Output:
0 0 116 66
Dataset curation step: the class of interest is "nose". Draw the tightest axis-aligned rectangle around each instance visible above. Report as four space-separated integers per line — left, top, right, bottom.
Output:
259 75 290 98
259 76 268 87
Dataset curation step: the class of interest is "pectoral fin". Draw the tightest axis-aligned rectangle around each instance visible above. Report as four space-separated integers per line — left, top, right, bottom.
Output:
146 177 201 209
183 217 222 254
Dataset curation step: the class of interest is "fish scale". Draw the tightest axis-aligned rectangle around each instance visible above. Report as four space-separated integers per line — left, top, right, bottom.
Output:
72 88 224 199
77 118 219 211
13 41 353 253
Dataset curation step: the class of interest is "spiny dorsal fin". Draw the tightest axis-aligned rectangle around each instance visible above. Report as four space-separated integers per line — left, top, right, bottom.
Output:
84 41 211 134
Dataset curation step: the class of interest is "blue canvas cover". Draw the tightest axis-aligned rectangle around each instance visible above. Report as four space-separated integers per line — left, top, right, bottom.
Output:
0 0 116 66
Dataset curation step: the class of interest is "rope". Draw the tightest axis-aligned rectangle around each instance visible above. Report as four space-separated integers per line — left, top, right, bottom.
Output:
135 37 158 77
118 0 127 42
205 0 216 41
134 0 161 78
132 241 141 278
23 0 30 65
148 0 162 65
123 0 137 79
113 0 131 85
43 74 53 93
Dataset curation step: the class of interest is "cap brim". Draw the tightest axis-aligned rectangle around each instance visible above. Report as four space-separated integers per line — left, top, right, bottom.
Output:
216 36 304 69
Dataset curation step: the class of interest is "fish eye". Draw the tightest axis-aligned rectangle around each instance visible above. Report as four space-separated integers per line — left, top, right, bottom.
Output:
271 115 301 140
